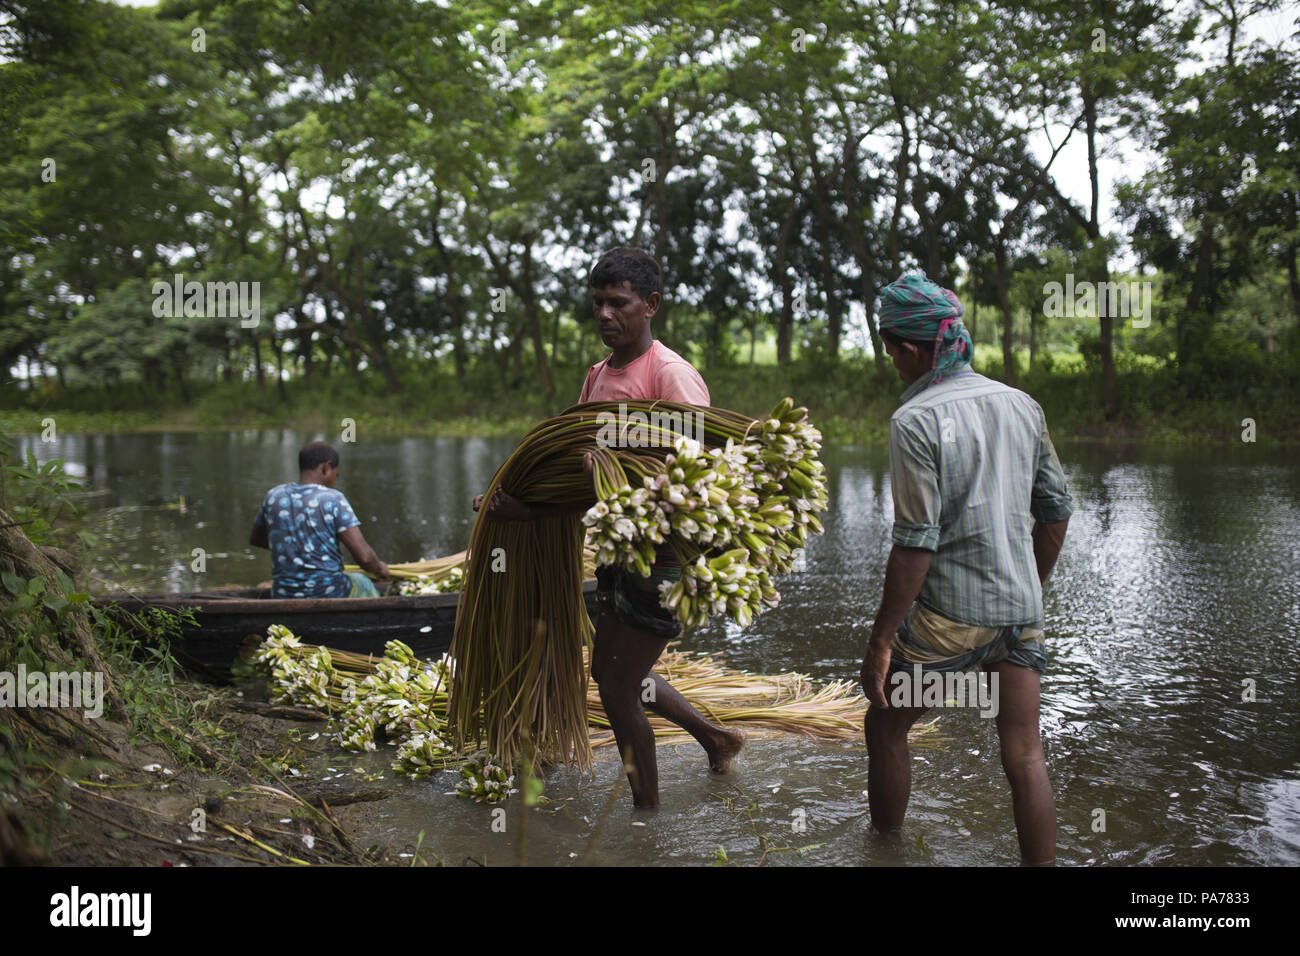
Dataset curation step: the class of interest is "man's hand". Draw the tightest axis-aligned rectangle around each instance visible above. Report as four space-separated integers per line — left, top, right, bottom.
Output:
1032 518 1069 586
473 490 532 522
862 545 932 707
861 638 894 709
250 524 269 550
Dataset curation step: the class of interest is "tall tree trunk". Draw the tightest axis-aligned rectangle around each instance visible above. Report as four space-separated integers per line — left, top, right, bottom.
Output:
995 242 1015 386
1084 84 1118 418
776 274 794 367
1096 257 1117 416
173 360 190 403
495 339 509 397
818 219 843 359
1181 225 1217 369
272 333 289 403
509 332 523 385
251 335 266 389
450 300 467 382
772 203 801 367
1286 197 1299 317
843 225 888 377
517 251 552 396
523 292 552 395
887 85 910 275
298 327 314 381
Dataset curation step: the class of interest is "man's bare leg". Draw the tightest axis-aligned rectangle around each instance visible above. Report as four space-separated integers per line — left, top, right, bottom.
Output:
641 673 745 772
590 610 745 806
591 610 666 807
988 660 1056 865
864 700 929 832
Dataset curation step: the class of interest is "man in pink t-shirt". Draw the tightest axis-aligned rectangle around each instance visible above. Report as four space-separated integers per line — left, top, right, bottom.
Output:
476 247 743 807
578 335 710 405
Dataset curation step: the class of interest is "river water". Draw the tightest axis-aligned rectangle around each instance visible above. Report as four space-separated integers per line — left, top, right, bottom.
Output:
20 431 1300 866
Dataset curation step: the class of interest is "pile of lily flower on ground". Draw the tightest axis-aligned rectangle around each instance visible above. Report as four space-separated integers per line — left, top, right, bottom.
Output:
252 623 943 801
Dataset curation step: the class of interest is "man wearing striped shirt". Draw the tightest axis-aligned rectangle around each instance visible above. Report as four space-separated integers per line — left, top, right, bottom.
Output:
860 272 1073 865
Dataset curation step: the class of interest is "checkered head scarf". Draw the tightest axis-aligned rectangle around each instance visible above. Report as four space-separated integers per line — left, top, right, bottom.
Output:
878 271 972 383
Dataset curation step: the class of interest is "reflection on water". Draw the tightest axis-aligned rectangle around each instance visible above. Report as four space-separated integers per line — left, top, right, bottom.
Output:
20 432 1300 865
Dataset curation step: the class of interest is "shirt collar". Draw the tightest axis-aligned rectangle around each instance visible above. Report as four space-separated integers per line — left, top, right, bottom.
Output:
898 368 937 405
898 366 974 405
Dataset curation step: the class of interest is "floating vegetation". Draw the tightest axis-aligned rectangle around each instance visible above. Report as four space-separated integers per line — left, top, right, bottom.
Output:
456 756 515 803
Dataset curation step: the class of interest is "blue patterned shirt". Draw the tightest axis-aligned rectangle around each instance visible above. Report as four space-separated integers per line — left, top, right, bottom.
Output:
888 368 1073 628
253 483 361 598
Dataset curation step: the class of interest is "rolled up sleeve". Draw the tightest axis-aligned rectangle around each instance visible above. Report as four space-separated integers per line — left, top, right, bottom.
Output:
889 415 941 551
1030 422 1073 524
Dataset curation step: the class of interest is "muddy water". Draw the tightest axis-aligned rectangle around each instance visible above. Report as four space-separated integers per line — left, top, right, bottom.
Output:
22 432 1300 865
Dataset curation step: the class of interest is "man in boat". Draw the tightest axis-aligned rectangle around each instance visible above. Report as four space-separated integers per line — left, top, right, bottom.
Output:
250 441 390 598
859 271 1072 865
475 247 745 807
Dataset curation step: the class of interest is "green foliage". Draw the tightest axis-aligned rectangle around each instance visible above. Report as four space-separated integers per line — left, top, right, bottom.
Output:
0 566 92 671
93 601 234 768
0 0 1294 432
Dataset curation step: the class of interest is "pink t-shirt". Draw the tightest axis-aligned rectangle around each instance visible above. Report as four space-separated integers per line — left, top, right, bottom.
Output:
578 340 710 405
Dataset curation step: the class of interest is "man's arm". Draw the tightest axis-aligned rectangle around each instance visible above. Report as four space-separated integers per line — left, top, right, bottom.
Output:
338 525 389 581
862 414 940 708
473 491 589 522
250 523 269 549
1031 518 1069 585
471 453 596 521
861 546 933 708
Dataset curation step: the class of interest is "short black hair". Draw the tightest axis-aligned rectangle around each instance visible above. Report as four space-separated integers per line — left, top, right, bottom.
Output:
299 441 339 473
880 327 934 352
589 247 661 300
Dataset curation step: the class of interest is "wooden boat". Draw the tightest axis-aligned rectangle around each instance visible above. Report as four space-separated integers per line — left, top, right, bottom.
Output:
97 580 602 678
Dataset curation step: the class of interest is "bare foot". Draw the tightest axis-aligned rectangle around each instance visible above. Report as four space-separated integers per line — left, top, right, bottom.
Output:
706 727 746 773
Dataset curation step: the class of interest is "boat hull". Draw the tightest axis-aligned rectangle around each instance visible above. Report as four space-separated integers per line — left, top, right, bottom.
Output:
98 581 602 677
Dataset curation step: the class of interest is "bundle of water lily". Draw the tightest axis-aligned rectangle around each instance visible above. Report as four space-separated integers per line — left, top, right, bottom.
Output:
450 397 830 772
252 628 941 788
346 549 599 594
344 551 467 595
254 626 458 779
392 565 465 595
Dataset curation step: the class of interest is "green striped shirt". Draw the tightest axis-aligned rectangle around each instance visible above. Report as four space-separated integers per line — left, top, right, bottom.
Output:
888 368 1073 628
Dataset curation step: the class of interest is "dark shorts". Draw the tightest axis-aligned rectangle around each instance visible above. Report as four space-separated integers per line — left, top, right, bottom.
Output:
595 560 683 641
